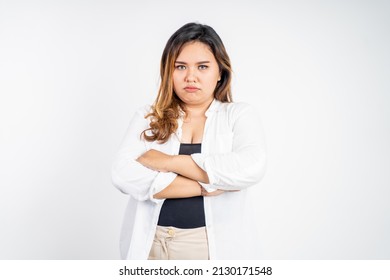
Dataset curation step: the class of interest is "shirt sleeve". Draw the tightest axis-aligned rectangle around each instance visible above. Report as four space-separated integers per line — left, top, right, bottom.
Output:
111 108 177 203
191 103 266 190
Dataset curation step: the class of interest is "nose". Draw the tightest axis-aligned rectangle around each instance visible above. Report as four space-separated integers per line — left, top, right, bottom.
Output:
185 67 196 82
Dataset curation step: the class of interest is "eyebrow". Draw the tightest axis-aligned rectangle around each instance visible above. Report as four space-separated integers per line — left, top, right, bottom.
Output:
174 61 211 64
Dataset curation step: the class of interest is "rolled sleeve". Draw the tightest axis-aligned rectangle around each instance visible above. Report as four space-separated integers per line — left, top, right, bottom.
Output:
112 107 178 203
148 172 178 203
191 153 222 188
190 153 206 171
190 103 267 190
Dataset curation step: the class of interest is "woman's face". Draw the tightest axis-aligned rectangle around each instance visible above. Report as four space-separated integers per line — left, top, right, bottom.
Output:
173 41 221 108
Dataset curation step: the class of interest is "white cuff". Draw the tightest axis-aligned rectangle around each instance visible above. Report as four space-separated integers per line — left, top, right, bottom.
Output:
148 172 177 203
190 153 206 170
198 181 217 193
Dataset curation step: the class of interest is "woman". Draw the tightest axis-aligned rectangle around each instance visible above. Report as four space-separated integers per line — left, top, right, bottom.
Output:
112 22 266 260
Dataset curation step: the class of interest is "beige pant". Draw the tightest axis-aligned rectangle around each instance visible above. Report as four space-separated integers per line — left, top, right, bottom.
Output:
148 226 209 260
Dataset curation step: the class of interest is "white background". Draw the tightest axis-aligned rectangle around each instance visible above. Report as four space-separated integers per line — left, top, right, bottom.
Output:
0 0 389 259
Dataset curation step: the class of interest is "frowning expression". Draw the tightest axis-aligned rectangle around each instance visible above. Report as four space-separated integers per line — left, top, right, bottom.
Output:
173 41 221 107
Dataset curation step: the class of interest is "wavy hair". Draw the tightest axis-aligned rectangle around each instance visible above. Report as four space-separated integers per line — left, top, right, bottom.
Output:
142 22 232 143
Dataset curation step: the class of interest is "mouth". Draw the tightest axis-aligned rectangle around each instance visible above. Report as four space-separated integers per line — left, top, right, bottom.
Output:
184 86 200 92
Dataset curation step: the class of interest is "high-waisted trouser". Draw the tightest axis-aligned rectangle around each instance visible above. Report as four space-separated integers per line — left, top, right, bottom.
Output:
148 226 209 260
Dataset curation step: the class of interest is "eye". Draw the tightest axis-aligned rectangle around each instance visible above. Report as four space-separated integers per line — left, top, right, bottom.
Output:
198 65 208 70
175 65 186 70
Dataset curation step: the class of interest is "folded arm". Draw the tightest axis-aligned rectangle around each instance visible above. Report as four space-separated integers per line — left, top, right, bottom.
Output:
112 107 224 202
191 104 267 190
112 109 180 202
137 104 266 191
136 149 209 183
153 175 224 199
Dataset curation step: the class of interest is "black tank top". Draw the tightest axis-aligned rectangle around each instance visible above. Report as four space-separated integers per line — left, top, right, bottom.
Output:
157 143 206 228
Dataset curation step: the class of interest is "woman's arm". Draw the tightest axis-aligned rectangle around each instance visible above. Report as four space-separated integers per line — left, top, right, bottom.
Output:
191 104 267 190
153 175 224 199
112 108 178 202
136 105 266 190
137 104 267 191
136 149 209 183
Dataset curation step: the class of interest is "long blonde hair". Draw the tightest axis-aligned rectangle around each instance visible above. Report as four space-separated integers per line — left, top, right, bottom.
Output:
142 22 233 143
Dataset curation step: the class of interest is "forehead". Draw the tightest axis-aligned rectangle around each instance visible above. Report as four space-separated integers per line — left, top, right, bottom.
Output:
176 41 216 62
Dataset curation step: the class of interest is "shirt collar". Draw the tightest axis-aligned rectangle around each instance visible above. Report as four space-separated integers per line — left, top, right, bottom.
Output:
205 99 221 117
175 99 222 138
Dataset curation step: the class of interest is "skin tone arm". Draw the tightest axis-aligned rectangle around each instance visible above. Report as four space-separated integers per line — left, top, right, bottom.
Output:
137 149 226 199
137 149 209 183
137 149 240 200
153 174 223 199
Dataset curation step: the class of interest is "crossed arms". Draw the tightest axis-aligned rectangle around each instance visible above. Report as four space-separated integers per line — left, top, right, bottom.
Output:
112 104 266 202
136 149 225 199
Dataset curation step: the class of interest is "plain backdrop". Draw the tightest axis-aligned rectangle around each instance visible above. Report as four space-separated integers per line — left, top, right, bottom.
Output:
0 0 389 259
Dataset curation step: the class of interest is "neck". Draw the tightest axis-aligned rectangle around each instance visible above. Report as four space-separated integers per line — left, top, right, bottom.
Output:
183 99 214 118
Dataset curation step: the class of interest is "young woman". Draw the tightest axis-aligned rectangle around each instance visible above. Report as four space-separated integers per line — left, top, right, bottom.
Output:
112 22 266 260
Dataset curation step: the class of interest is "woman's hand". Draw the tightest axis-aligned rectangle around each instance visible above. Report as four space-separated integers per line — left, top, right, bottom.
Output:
201 188 225 197
136 149 173 172
201 188 240 197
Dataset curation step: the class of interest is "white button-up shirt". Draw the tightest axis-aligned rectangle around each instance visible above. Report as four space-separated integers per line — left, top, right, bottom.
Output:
112 99 266 259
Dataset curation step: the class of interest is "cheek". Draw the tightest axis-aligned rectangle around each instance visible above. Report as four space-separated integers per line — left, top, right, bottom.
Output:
173 73 184 85
172 76 180 89
205 74 219 87
206 69 220 81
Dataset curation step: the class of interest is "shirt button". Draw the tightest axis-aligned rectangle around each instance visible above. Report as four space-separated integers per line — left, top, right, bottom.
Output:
168 228 175 237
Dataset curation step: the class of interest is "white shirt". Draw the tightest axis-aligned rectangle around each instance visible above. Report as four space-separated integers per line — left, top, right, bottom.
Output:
111 99 266 259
